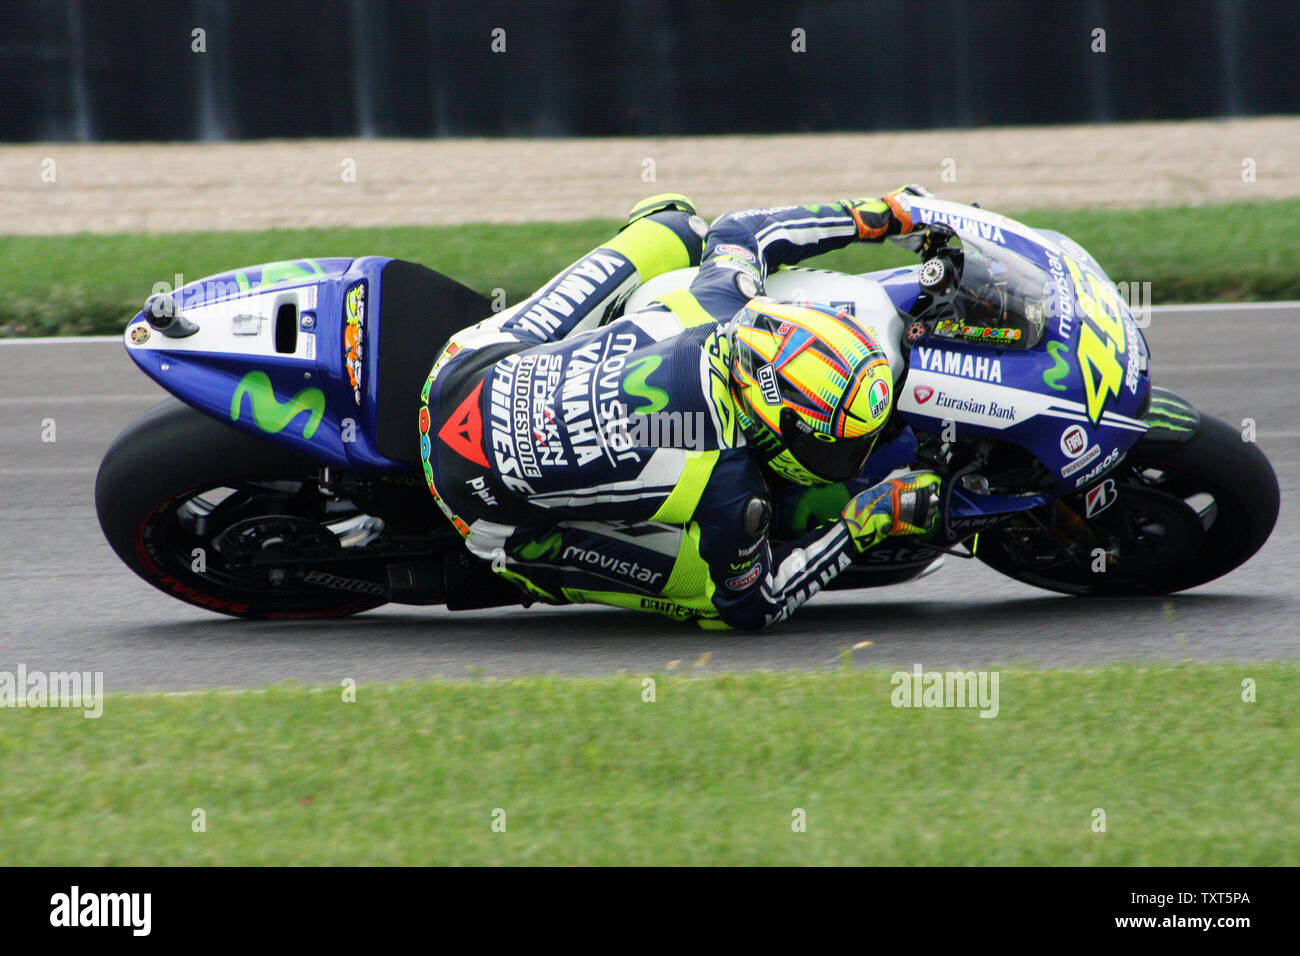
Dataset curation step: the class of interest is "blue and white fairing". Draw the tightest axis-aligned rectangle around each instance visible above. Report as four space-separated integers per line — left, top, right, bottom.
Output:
885 198 1152 495
121 256 411 473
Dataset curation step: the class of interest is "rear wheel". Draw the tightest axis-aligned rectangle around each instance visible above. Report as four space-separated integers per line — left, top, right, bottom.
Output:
973 413 1279 595
96 400 401 618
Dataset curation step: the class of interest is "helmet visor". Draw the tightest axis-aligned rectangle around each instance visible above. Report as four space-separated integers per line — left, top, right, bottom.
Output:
780 407 878 483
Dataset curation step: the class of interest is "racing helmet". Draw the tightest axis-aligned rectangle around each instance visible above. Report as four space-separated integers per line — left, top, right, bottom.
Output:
728 299 893 485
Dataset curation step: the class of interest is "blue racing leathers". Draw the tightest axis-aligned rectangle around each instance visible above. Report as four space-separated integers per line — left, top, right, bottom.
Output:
418 193 917 628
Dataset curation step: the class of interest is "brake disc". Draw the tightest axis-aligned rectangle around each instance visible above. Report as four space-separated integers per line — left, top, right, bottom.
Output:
212 514 340 563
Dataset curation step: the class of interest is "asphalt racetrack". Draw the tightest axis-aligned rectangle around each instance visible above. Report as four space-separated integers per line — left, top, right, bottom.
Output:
2 304 1297 690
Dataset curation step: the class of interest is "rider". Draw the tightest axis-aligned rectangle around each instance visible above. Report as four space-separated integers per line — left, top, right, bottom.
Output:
418 188 942 629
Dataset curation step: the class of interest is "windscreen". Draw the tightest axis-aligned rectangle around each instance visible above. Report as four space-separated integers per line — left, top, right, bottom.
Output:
932 235 1053 349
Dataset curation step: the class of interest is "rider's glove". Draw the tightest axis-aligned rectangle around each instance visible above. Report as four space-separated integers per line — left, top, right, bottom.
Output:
841 185 932 241
840 471 942 552
624 193 698 227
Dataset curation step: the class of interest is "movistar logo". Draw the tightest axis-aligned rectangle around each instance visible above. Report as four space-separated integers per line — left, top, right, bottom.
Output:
230 370 325 438
1042 340 1070 391
624 355 668 415
516 530 562 561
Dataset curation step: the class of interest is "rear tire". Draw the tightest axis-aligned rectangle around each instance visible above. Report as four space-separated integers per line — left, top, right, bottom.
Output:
96 400 389 618
974 413 1279 595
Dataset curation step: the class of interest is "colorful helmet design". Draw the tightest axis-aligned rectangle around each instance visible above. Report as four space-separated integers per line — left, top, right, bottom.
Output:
728 299 893 485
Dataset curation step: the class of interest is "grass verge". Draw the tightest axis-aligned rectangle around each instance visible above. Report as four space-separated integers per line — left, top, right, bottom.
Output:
1 662 1294 864
3 199 1300 337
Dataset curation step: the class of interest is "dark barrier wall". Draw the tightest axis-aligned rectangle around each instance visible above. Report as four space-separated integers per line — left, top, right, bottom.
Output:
3 0 1298 141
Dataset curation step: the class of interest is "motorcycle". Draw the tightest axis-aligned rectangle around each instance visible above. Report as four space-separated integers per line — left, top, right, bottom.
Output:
95 197 1280 618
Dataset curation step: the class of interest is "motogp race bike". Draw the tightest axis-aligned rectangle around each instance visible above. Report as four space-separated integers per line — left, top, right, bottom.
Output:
96 197 1280 618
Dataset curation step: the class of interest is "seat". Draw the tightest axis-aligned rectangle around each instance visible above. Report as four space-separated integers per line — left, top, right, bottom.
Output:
373 259 493 464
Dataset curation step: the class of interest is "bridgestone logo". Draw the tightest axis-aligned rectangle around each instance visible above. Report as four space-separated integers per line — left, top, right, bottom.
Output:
303 570 388 597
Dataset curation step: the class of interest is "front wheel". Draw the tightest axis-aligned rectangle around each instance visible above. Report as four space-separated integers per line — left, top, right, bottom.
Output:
96 399 394 619
972 412 1279 596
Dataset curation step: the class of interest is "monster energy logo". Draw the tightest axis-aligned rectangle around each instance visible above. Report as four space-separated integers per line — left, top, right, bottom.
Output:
1144 396 1197 433
736 403 780 451
230 370 325 438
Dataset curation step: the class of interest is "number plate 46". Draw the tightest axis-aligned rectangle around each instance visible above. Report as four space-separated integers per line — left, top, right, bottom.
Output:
1065 257 1128 425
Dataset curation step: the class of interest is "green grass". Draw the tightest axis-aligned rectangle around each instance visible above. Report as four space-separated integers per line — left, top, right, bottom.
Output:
4 199 1300 337
1 662 1295 865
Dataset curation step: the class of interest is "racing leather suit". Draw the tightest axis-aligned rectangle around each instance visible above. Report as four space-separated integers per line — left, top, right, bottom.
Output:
418 193 920 629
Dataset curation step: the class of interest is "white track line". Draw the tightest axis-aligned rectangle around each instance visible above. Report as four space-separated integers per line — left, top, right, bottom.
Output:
0 335 121 345
0 467 100 476
1156 362 1295 371
0 395 158 405
2 301 1298 347
1148 302 1300 314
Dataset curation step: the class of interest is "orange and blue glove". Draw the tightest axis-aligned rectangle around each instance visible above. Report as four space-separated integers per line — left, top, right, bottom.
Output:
841 471 943 552
840 184 933 241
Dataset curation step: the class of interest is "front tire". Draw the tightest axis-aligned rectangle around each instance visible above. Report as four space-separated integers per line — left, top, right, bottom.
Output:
973 413 1279 595
96 399 389 619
